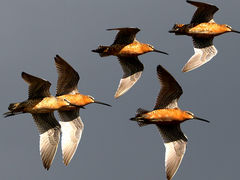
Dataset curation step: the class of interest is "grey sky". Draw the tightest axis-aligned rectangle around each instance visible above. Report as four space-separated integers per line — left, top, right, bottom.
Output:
0 0 239 179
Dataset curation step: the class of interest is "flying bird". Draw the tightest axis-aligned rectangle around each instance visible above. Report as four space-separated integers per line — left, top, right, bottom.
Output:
92 27 168 98
4 55 111 170
169 0 240 72
130 65 209 180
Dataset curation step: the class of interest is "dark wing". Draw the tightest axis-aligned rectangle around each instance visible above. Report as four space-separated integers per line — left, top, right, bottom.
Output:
107 27 140 45
187 0 219 24
182 37 217 72
32 113 61 170
54 55 80 96
21 72 51 99
156 124 188 180
114 56 144 98
154 65 183 110
58 109 84 166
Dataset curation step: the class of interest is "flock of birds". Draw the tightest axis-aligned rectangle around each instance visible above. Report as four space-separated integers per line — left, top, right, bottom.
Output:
3 1 239 180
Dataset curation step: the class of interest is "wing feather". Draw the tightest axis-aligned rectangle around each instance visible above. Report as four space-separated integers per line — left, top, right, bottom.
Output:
157 124 187 180
54 55 80 96
187 0 219 24
107 27 140 45
114 56 144 98
22 72 51 99
182 37 217 72
154 65 182 110
58 109 84 166
32 113 61 170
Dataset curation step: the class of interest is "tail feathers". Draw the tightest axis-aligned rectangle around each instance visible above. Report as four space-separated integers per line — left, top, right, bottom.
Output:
137 121 149 127
130 117 149 127
92 46 110 57
3 102 22 118
136 108 150 117
8 103 20 111
3 111 23 118
130 108 150 127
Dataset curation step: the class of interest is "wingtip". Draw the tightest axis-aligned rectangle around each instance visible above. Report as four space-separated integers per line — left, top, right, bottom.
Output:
114 93 121 99
106 27 140 31
21 71 27 77
54 54 62 62
181 66 189 73
63 158 70 166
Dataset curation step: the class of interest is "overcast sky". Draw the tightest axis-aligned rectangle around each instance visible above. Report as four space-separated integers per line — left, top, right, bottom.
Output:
0 0 240 179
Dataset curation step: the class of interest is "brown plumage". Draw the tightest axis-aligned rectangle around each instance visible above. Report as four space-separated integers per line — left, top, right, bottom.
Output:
54 55 110 166
130 65 209 180
4 55 111 170
92 27 168 98
169 0 240 72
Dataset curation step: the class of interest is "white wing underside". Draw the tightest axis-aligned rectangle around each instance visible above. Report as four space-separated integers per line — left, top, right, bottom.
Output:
58 110 84 166
157 124 187 180
182 46 217 72
114 71 142 98
40 128 60 170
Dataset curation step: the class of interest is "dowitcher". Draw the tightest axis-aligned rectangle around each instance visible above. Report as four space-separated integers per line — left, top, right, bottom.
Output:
4 55 111 170
92 27 168 98
130 65 209 180
169 0 240 72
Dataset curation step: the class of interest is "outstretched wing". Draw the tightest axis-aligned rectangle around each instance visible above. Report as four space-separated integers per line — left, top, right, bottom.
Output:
58 109 84 166
114 56 144 98
156 124 188 180
154 65 183 110
182 37 217 72
32 113 61 170
107 27 140 45
21 72 51 99
54 55 80 96
187 0 219 24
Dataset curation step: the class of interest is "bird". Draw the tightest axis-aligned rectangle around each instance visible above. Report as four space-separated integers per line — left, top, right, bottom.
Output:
130 65 209 180
92 27 168 98
3 55 111 170
169 0 240 72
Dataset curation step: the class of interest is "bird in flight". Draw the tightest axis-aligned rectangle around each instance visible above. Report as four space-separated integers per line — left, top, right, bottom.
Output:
130 65 209 180
92 27 168 98
169 0 240 72
4 55 111 170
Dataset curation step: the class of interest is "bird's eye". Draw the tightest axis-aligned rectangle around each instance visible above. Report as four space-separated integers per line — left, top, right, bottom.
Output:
226 24 232 29
88 95 94 100
147 44 154 48
186 111 194 116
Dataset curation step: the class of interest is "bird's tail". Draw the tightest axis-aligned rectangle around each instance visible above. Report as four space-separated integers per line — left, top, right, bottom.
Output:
92 46 110 57
3 102 22 118
130 108 150 127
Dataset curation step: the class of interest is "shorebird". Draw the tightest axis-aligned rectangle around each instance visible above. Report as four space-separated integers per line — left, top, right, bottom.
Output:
130 65 209 180
169 0 240 72
4 55 111 170
92 27 168 98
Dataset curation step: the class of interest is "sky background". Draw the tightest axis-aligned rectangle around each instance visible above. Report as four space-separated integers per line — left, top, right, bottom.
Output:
0 0 239 179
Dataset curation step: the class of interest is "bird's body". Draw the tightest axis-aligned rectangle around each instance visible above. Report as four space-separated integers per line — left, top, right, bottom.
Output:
94 40 159 57
92 27 167 98
5 84 95 116
174 23 232 37
130 65 209 180
7 97 67 114
4 55 110 170
133 108 193 124
169 0 240 72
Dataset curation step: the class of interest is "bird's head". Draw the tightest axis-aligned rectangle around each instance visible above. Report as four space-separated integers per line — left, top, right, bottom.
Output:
185 111 209 123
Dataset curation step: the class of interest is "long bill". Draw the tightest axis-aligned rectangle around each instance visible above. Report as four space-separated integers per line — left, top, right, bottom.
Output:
94 100 112 107
194 116 210 123
231 29 240 33
153 49 169 55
